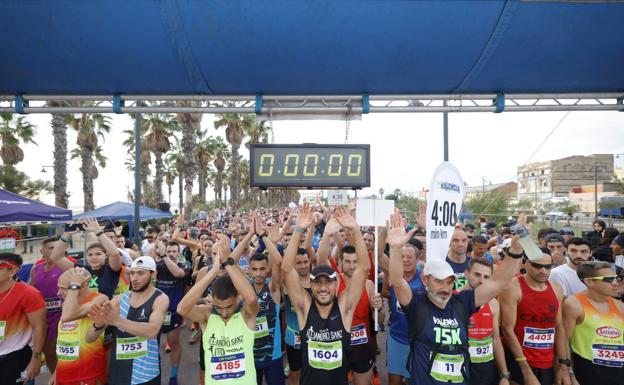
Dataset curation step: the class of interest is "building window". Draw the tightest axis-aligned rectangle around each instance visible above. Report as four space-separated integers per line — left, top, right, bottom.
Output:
540 169 545 175
543 181 549 187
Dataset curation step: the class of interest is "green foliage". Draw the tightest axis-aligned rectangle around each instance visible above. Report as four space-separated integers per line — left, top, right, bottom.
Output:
464 192 512 223
0 165 52 199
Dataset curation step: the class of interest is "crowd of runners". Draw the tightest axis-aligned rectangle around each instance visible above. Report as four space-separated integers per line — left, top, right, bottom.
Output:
1 202 624 385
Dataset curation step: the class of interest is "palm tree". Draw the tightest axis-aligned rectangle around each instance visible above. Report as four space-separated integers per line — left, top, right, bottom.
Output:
163 158 178 205
244 119 269 206
47 101 69 208
67 110 111 211
214 111 251 209
0 113 36 166
166 141 186 213
122 127 152 205
211 137 229 205
194 130 215 204
142 108 179 203
177 100 202 218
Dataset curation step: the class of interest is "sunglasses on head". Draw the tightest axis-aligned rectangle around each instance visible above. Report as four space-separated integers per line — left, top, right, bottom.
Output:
587 275 623 284
528 262 554 270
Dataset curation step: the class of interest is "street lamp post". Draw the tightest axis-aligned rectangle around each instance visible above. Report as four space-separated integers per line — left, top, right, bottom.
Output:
379 188 384 200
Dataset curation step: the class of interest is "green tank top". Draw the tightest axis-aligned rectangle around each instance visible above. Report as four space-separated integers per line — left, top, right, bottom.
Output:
204 311 256 385
570 293 624 367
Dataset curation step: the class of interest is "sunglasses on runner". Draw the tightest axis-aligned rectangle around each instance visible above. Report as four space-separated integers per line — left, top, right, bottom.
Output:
528 262 554 270
587 275 623 284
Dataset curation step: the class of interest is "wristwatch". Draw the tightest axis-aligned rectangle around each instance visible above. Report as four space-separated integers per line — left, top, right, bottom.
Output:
499 372 511 380
68 283 81 290
220 257 235 270
504 247 524 259
95 230 105 237
557 358 572 366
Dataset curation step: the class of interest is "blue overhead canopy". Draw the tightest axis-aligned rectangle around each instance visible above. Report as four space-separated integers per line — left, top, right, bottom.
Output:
0 188 72 223
74 202 172 222
1 0 623 96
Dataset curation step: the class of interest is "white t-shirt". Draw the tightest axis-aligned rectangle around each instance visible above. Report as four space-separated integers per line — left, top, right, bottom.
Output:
550 263 586 297
141 240 154 256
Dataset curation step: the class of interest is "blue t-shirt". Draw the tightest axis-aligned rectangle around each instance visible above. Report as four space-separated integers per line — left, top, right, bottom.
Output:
405 290 477 385
446 256 471 290
389 269 424 344
253 279 282 363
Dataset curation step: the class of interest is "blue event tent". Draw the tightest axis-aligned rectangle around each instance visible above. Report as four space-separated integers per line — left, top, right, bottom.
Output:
73 202 172 222
0 188 72 223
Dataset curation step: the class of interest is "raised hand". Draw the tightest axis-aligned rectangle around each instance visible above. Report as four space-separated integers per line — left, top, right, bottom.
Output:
267 223 281 244
295 201 314 230
81 217 101 233
386 210 416 248
334 206 358 231
255 213 267 236
324 216 342 235
216 234 231 262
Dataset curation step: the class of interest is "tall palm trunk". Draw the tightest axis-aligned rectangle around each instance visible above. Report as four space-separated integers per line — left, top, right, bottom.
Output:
178 174 184 212
154 152 164 203
80 148 95 211
177 101 202 218
51 111 68 208
230 146 240 209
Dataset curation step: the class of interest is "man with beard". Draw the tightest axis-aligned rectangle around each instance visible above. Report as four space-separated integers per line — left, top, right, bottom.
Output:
499 253 567 385
387 211 523 385
89 256 169 385
544 234 567 267
177 234 259 385
283 203 370 385
152 241 191 385
549 238 592 297
562 261 624 385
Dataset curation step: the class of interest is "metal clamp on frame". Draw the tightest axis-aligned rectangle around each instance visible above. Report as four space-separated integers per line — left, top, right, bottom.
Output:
113 94 124 114
362 94 370 114
15 94 28 114
494 93 505 113
255 95 263 115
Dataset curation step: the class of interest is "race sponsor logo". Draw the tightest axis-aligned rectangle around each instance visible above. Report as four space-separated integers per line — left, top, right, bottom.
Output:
596 326 622 339
60 321 78 331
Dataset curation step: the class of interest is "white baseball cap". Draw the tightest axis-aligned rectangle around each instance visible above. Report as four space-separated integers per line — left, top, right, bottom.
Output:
130 256 156 271
423 259 455 280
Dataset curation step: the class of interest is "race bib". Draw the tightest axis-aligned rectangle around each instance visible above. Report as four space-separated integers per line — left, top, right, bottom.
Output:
116 336 147 360
164 312 171 326
210 353 246 380
592 344 624 367
308 340 343 370
430 353 464 383
523 327 554 349
57 340 80 361
255 316 269 338
45 297 63 313
468 337 493 363
0 320 5 342
350 323 368 346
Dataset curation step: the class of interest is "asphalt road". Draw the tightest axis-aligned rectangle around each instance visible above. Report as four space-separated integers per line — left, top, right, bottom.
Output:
36 318 390 385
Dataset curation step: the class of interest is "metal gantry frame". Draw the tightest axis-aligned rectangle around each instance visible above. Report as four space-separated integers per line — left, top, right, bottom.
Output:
2 92 622 243
1 93 623 115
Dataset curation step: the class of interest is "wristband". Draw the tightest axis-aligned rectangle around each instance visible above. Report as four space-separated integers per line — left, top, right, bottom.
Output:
514 356 527 362
92 323 105 331
294 226 306 233
499 372 511 380
95 230 105 237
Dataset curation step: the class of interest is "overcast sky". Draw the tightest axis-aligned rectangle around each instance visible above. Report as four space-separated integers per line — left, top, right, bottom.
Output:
18 110 624 212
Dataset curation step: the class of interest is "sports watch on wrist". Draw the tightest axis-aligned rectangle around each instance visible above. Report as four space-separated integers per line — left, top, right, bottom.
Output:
68 283 81 290
557 358 572 366
220 257 235 270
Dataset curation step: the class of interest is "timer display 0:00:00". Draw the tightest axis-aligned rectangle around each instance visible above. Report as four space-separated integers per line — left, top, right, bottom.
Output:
257 153 363 177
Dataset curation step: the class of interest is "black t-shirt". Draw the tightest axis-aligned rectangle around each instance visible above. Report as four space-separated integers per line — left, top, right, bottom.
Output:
156 258 191 312
85 264 122 299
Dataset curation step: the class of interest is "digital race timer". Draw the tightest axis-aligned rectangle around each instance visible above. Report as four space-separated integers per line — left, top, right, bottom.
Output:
250 144 370 188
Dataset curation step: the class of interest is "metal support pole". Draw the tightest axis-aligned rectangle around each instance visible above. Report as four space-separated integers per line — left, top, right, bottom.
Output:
133 112 142 247
443 100 449 161
594 159 599 219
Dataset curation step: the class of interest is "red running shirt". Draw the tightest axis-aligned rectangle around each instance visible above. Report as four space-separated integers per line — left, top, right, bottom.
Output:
0 282 45 355
337 272 372 347
513 275 559 369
